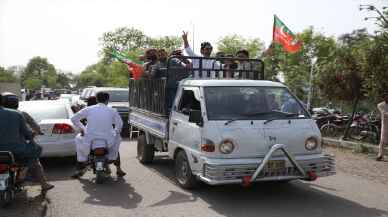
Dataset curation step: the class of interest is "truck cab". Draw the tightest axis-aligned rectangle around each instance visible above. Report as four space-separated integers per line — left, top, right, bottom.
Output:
129 56 335 189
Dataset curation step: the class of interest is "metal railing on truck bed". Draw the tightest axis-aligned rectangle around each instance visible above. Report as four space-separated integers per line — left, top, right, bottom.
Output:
128 56 265 116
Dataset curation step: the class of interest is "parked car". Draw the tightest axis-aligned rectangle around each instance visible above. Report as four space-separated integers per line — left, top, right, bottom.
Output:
80 86 96 101
18 100 78 157
59 94 77 103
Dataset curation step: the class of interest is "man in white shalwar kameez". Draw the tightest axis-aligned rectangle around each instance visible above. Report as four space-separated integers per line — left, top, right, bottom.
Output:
71 92 125 177
182 31 221 78
376 92 388 161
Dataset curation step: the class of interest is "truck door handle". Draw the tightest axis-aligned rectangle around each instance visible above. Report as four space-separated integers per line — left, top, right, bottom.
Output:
173 122 178 126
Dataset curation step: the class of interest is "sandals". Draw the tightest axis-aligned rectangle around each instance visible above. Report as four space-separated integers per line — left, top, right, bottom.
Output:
376 156 384 161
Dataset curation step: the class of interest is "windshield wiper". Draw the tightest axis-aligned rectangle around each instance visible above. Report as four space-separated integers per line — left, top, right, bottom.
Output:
263 112 300 124
225 119 238 125
241 111 273 117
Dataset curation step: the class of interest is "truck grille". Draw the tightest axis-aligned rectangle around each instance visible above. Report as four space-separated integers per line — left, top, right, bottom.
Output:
204 164 301 181
203 155 335 181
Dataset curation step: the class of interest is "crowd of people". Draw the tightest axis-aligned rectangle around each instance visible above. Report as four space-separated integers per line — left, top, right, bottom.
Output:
133 31 261 81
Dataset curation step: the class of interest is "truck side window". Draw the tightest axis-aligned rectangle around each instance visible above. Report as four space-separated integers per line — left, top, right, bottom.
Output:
177 90 201 115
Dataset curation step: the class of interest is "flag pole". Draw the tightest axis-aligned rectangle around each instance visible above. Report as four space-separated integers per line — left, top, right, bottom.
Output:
271 15 276 79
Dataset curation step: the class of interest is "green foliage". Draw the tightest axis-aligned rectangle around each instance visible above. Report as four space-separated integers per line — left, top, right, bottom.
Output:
100 27 148 53
100 27 181 63
216 34 265 58
0 66 18 82
147 36 182 53
264 27 337 103
21 56 58 89
24 77 43 90
78 63 109 87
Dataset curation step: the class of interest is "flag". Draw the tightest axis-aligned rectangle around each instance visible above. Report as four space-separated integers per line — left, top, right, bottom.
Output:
273 15 302 53
110 50 144 80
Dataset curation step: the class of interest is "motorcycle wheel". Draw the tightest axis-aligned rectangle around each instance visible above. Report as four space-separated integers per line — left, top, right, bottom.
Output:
320 124 338 137
96 171 104 184
0 189 14 208
349 126 363 141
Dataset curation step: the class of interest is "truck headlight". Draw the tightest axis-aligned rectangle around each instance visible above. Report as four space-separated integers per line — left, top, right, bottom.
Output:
305 137 318 151
219 139 235 154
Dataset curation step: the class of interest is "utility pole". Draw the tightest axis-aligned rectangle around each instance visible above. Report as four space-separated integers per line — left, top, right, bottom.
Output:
307 57 317 110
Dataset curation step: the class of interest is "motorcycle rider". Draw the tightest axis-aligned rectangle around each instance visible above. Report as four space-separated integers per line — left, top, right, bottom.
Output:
71 92 125 178
0 93 54 193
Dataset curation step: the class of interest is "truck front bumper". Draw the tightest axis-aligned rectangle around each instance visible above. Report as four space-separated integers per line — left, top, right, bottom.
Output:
197 144 335 185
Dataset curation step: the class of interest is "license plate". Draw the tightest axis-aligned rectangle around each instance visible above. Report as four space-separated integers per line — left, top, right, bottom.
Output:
0 173 9 190
265 160 285 170
96 162 104 171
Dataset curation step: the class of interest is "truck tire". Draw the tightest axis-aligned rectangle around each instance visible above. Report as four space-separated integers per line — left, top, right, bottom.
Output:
137 134 154 164
174 150 198 189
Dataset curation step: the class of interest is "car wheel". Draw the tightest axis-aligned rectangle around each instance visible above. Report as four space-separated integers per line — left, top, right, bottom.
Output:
137 134 154 164
174 150 198 189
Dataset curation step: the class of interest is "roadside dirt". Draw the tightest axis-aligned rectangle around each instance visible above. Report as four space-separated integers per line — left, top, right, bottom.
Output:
324 146 388 185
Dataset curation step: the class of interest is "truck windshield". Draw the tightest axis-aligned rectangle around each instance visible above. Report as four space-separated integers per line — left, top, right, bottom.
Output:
106 90 129 102
204 86 309 120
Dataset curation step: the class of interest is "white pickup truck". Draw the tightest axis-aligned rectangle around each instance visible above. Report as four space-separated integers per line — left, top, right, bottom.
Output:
129 56 335 189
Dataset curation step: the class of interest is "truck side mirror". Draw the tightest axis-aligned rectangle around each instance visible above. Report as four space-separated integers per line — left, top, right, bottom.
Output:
189 109 203 127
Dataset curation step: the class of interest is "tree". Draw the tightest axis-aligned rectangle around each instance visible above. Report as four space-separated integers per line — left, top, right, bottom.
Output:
21 56 57 89
78 62 109 87
216 35 265 58
0 66 18 82
360 6 388 103
56 71 72 88
147 36 182 53
99 27 149 63
263 27 337 103
317 29 371 139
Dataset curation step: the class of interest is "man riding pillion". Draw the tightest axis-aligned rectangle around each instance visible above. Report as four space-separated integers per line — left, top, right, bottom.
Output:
71 92 125 178
0 93 54 193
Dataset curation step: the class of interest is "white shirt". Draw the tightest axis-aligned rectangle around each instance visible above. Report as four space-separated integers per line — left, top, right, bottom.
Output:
184 46 222 78
71 103 123 146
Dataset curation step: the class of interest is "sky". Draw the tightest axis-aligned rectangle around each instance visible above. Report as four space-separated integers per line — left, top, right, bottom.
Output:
0 0 386 74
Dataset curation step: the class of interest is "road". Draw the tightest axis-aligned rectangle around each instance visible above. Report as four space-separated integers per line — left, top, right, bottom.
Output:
1 139 388 217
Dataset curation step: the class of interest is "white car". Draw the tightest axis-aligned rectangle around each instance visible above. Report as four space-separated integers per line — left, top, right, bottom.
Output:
19 100 78 157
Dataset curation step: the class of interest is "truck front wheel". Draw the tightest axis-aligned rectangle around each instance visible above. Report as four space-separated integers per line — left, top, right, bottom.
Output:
174 150 198 189
137 134 154 164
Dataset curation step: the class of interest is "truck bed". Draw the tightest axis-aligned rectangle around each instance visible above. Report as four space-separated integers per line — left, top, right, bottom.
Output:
129 108 169 139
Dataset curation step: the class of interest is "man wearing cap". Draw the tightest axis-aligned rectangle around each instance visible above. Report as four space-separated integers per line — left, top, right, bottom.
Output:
182 31 221 78
377 92 388 161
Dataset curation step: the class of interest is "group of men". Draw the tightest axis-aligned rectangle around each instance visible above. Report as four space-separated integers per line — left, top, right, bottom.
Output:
0 90 126 195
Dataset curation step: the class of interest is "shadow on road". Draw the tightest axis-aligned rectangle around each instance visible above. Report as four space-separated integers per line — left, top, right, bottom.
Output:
143 155 388 217
0 190 50 217
78 178 142 209
40 156 76 182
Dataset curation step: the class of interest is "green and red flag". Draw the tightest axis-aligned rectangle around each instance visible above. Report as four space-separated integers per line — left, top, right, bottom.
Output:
273 15 302 53
111 50 144 80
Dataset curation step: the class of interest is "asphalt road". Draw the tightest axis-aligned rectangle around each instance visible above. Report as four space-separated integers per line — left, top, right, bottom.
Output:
1 139 388 217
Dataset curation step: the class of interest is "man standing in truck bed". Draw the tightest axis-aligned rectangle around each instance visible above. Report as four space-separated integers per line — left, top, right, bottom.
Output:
182 31 221 78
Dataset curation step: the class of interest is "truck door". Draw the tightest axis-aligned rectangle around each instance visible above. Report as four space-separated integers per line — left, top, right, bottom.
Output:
169 87 202 154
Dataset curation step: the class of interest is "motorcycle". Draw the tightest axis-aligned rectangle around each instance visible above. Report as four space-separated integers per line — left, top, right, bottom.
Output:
0 151 25 207
88 139 110 184
349 113 380 144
